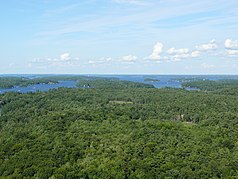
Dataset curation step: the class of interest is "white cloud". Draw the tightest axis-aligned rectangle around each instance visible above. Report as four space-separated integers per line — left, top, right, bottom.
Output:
89 55 137 65
201 63 215 69
60 53 70 61
166 47 200 62
148 42 163 60
105 57 112 62
167 48 189 55
169 54 190 62
191 50 201 57
88 57 112 65
225 39 238 49
196 40 218 51
88 60 97 64
121 55 137 63
170 57 183 62
226 50 238 56
224 39 238 56
147 42 201 63
29 53 80 68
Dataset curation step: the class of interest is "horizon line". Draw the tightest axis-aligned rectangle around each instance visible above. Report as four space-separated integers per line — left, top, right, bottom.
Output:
0 73 238 76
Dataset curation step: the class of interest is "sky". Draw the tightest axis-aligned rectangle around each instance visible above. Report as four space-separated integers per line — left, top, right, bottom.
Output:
0 0 238 74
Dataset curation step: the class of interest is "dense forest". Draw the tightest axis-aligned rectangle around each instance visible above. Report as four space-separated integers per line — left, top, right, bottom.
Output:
182 79 238 95
0 77 238 178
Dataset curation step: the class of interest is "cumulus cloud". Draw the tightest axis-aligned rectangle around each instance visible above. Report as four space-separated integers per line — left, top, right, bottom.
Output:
224 39 238 56
60 53 70 61
166 48 189 61
147 42 201 63
167 48 189 55
225 39 238 49
29 53 80 68
226 50 238 56
191 50 201 57
196 40 218 51
165 47 201 61
88 57 112 65
120 55 137 63
148 42 163 60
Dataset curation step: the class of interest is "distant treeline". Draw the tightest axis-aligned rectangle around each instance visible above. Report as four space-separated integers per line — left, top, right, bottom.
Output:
0 77 58 88
144 78 160 82
77 78 154 89
0 76 154 89
182 79 238 95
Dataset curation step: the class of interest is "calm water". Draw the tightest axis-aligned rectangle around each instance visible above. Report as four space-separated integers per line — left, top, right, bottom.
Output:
96 75 238 88
0 75 238 94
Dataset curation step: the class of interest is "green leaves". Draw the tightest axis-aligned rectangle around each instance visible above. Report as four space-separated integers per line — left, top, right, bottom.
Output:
0 83 238 178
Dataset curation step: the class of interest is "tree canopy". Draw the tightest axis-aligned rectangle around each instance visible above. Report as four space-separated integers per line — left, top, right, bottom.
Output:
0 77 238 178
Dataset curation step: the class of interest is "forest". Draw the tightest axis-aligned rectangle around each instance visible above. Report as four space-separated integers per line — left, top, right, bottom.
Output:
0 77 58 89
0 77 238 178
182 79 238 95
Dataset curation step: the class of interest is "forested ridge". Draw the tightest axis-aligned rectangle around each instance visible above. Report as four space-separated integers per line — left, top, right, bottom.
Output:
0 78 238 178
182 79 238 95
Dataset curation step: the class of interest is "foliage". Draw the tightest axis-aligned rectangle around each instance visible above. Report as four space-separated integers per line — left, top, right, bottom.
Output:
0 77 58 88
0 78 238 178
77 78 154 89
182 79 238 95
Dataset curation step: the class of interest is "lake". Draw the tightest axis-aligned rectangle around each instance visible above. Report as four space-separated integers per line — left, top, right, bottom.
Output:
0 75 238 94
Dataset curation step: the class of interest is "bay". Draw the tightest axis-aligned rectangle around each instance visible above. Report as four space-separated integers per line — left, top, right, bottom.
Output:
0 74 238 94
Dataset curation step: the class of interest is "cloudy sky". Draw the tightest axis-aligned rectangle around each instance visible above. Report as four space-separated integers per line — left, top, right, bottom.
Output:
1 0 238 74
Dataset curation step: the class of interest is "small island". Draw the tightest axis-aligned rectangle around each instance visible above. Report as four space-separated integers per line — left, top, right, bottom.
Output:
144 78 160 82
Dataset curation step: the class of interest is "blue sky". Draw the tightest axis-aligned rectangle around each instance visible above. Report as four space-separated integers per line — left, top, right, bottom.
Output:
0 0 238 74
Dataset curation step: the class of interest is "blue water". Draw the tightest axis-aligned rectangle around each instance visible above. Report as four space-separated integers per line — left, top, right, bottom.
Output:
95 75 238 88
100 75 182 88
0 75 238 94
